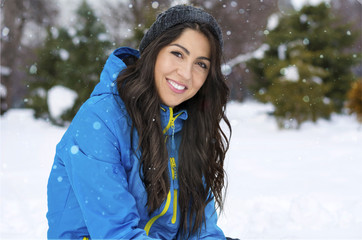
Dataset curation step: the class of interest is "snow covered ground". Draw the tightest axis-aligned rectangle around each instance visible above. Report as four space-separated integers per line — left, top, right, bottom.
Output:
1 101 362 239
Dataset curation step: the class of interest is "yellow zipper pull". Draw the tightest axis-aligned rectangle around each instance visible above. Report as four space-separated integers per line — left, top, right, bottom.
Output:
170 157 176 180
170 157 178 224
171 189 177 224
170 157 178 190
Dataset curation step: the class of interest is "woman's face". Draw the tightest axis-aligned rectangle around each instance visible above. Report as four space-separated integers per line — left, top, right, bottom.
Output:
154 28 211 108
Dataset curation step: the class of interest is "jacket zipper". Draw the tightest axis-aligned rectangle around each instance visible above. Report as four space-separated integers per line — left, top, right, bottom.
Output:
144 191 171 235
170 157 178 224
144 107 180 235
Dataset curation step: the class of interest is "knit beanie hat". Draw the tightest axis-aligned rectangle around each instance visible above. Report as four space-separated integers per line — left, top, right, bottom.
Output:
139 5 223 54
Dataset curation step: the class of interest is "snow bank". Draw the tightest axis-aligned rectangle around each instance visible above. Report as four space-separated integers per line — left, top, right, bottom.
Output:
218 101 362 239
1 101 361 239
0 109 66 239
47 85 78 119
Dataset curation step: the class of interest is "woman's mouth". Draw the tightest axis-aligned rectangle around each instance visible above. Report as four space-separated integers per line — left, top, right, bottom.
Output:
167 79 187 92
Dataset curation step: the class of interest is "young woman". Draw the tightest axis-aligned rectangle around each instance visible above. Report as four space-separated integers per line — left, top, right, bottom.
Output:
47 5 231 239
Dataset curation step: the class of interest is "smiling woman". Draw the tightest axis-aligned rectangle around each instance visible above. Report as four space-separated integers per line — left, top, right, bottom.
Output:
154 29 210 108
46 5 232 240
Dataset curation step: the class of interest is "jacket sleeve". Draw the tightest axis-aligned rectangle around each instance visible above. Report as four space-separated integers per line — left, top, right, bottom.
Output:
57 99 157 239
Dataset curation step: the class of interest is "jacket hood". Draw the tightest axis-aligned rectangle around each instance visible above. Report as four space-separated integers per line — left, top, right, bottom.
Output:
91 47 140 97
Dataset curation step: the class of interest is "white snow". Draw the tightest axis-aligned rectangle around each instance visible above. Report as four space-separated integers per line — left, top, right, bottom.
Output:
1 27 10 37
1 100 361 239
151 1 160 9
278 44 287 60
34 88 47 99
59 49 70 61
0 65 12 76
291 0 331 11
311 76 323 84
47 85 78 119
0 83 7 97
68 27 77 37
29 64 37 75
219 101 362 239
230 1 238 8
97 33 109 42
221 64 233 76
300 14 308 23
221 43 270 76
226 44 270 69
267 13 280 31
0 109 65 239
50 27 59 39
281 65 300 82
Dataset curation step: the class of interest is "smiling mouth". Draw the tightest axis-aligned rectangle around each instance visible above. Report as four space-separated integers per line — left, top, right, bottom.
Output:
167 79 186 91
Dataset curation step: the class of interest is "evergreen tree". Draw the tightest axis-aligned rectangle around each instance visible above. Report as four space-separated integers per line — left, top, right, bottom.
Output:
122 1 170 48
247 3 360 128
125 7 159 47
26 0 112 125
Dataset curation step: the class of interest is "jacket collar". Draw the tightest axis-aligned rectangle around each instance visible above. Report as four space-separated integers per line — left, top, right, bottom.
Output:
160 105 188 135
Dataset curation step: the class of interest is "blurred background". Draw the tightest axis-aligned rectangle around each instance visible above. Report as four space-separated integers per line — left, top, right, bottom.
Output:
1 0 361 128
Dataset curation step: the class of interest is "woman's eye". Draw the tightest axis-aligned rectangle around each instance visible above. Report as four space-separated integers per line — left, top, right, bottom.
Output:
171 51 182 58
197 62 208 69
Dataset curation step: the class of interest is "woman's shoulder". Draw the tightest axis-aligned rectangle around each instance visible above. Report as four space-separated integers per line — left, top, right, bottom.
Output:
61 94 132 145
56 94 133 164
78 94 130 125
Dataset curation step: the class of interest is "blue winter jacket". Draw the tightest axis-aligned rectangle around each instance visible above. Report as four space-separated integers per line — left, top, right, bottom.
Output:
46 47 225 240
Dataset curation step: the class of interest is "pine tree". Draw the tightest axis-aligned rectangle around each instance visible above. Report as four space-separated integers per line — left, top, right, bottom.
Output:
122 1 169 48
26 0 112 125
247 3 360 128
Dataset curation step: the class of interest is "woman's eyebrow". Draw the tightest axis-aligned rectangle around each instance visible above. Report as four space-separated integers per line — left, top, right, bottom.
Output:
170 43 211 62
198 56 211 62
171 43 190 55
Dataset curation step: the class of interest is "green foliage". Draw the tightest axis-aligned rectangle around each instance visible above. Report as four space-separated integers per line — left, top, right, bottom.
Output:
123 5 160 47
268 80 333 129
26 0 111 125
247 3 361 128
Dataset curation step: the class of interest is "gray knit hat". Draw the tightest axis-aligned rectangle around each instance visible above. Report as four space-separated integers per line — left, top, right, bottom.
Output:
139 5 223 54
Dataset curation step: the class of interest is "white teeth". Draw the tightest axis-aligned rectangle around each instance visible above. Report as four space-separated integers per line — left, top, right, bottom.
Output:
168 80 185 90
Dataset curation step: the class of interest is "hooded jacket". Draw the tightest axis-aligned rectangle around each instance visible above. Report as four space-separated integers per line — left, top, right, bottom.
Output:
46 47 225 240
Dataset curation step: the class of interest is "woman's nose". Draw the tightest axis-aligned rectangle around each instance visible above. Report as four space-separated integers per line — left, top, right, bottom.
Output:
177 63 192 81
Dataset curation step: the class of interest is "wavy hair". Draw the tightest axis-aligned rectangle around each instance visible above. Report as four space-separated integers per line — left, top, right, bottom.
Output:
117 22 231 237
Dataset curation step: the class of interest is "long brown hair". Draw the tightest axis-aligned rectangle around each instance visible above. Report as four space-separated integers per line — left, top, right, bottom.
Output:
117 22 231 237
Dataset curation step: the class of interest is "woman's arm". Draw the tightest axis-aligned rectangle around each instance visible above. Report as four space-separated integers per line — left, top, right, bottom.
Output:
49 97 156 239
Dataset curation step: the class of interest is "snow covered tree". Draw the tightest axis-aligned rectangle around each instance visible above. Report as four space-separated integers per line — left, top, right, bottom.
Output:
346 79 362 123
26 0 112 125
247 3 360 128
